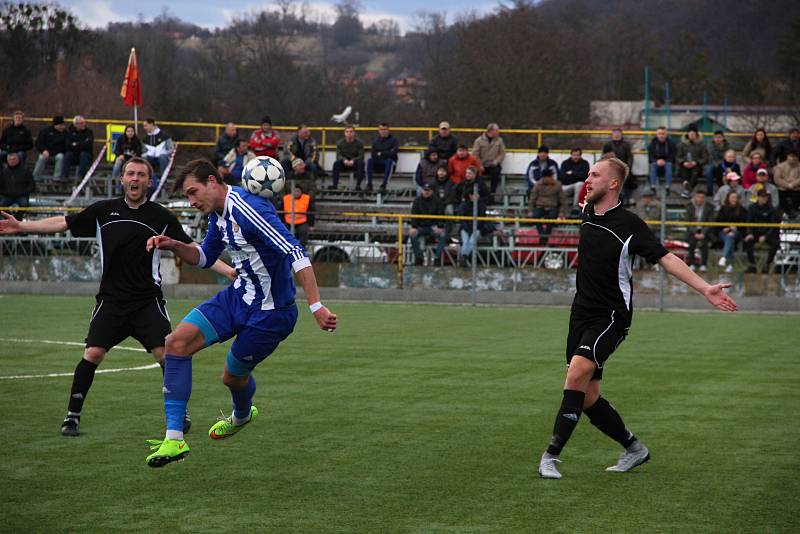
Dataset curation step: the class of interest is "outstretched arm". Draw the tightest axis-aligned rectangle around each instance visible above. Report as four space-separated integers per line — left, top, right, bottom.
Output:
658 252 738 312
295 265 337 332
0 211 68 234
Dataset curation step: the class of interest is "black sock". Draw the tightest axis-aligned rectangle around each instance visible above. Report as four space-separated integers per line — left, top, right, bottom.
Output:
584 396 636 448
67 359 99 415
546 389 585 456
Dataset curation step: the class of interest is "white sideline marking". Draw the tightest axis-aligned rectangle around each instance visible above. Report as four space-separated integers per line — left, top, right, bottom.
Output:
0 338 158 380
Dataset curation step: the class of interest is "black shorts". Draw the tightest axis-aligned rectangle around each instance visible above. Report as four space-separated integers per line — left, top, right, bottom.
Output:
566 308 629 380
86 297 172 352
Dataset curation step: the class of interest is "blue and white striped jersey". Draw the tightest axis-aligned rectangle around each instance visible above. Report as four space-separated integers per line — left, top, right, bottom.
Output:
196 185 310 310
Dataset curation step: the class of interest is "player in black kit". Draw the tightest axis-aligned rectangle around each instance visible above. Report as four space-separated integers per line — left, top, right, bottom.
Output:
0 157 235 437
537 157 737 479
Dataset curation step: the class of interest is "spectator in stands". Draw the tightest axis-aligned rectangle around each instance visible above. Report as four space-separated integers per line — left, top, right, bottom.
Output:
282 183 314 247
633 189 662 222
602 128 633 169
713 149 741 187
33 115 67 180
716 191 747 273
415 149 442 193
560 147 589 207
745 168 779 210
773 150 800 219
331 125 364 190
410 183 446 265
61 115 94 182
142 118 174 185
456 165 490 203
432 166 458 239
0 110 33 165
713 172 745 211
428 121 458 161
773 128 800 165
741 151 768 189
742 128 772 165
743 188 780 273
706 130 730 193
249 116 281 159
472 123 506 199
677 125 709 198
525 145 559 194
448 143 483 186
288 158 317 197
647 126 677 192
457 190 492 267
284 125 319 178
366 122 399 192
222 138 256 184
214 123 239 166
684 187 714 271
528 167 565 245
112 125 143 181
0 152 34 213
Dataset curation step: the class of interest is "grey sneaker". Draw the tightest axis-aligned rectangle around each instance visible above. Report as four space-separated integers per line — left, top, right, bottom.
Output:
61 416 80 437
538 452 563 479
606 442 650 472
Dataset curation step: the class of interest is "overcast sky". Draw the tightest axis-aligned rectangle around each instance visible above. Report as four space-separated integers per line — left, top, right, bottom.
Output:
65 0 499 32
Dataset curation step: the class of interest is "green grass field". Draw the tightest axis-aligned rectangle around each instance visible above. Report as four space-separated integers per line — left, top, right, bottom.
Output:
1 295 797 533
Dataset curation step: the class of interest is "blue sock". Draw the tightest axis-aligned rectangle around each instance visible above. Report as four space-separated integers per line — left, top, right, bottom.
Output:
231 376 256 420
163 355 192 433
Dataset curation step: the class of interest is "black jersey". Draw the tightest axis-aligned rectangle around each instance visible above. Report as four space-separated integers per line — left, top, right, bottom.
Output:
65 198 193 303
573 201 668 325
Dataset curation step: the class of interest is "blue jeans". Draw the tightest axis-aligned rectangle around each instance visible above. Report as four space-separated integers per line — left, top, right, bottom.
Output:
719 228 740 263
366 158 395 187
460 229 481 257
410 225 446 261
531 207 558 239
649 162 673 188
704 164 716 195
62 151 92 180
146 154 170 181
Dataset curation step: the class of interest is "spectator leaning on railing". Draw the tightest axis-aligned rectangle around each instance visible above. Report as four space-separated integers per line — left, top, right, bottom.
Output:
713 172 745 212
684 187 715 272
0 110 33 165
773 150 800 219
560 147 589 208
0 152 34 213
743 188 780 274
647 126 677 192
773 128 800 165
331 125 365 190
410 183 446 266
33 115 68 180
677 125 709 198
528 167 566 245
472 123 506 198
716 191 747 273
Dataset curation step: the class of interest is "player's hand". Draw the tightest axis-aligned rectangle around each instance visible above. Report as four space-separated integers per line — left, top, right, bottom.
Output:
146 235 179 252
703 283 738 312
0 211 21 234
314 306 337 332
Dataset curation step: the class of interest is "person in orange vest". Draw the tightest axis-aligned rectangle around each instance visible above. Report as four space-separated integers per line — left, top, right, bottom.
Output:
282 184 314 247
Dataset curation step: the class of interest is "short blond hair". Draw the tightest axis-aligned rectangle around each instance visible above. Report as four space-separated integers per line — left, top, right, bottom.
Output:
601 157 630 187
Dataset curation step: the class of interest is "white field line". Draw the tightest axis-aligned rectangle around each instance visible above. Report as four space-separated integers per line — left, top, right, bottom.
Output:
0 338 158 380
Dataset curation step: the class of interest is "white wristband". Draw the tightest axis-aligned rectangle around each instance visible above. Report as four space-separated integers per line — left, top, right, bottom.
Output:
309 302 323 313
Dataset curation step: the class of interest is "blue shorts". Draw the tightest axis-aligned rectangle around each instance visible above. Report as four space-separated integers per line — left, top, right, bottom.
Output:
182 285 298 376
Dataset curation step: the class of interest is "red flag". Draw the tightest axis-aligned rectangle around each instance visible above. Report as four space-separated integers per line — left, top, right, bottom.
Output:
120 48 142 107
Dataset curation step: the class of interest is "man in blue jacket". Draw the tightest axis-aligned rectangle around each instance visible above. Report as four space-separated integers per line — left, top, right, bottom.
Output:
366 122 399 193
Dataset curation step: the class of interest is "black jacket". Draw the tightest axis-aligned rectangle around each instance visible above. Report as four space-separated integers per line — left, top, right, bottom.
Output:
0 163 34 197
0 124 34 153
411 194 444 227
559 157 590 185
455 177 490 203
35 126 68 155
602 139 633 166
114 136 143 158
647 137 677 164
434 177 459 206
66 125 94 154
371 134 399 161
746 201 779 238
458 199 494 234
428 134 458 161
773 138 800 165
215 133 239 164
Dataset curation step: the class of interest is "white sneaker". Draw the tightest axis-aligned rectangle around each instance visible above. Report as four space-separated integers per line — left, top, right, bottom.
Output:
606 442 650 472
718 257 727 267
724 265 733 273
699 265 707 272
538 452 563 479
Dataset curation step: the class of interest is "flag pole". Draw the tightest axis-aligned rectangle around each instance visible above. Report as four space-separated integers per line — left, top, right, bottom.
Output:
134 104 138 134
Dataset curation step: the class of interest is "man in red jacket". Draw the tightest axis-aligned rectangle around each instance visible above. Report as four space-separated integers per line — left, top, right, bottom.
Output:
249 116 281 159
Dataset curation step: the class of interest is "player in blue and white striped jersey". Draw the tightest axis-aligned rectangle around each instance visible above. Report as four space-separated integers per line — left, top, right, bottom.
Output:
143 159 337 467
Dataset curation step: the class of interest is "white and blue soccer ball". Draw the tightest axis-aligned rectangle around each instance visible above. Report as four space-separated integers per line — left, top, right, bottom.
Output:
241 156 286 199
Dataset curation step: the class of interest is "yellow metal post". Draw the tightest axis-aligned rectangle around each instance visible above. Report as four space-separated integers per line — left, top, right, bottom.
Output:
321 128 327 170
537 132 542 147
397 215 404 289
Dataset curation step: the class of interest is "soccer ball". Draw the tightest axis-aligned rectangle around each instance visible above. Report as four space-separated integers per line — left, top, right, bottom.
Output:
241 156 286 199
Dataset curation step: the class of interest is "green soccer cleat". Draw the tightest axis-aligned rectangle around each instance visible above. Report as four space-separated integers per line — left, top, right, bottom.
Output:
208 406 259 440
145 438 190 468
